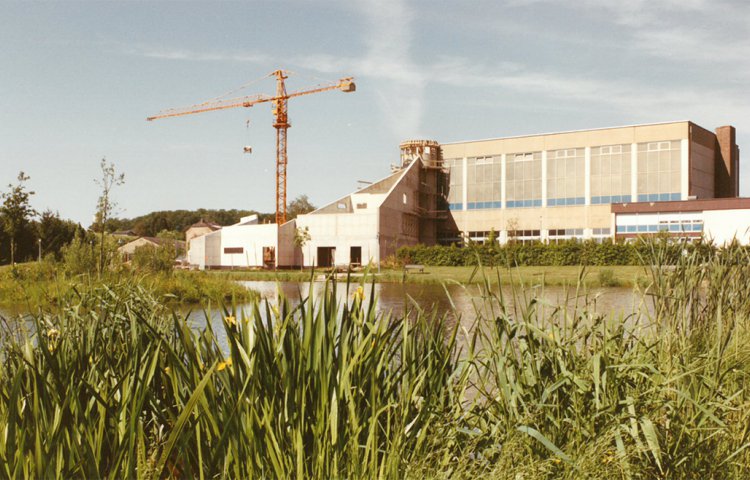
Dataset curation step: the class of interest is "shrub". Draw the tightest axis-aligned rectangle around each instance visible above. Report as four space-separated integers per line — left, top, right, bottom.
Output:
396 237 717 268
131 244 175 274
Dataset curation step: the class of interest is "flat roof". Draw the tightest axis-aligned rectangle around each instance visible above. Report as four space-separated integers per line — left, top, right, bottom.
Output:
441 120 692 146
611 197 750 214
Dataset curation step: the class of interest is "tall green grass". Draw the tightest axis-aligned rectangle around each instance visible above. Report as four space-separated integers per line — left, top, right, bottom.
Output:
2 241 750 478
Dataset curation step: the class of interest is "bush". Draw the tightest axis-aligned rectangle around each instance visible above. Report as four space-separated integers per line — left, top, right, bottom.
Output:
396 237 716 268
131 244 175 274
60 232 121 275
597 268 620 287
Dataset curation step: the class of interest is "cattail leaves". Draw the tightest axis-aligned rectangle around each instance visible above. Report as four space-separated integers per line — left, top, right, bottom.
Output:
2 242 750 477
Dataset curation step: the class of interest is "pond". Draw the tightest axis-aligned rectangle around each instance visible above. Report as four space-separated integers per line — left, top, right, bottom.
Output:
0 281 653 352
185 281 653 351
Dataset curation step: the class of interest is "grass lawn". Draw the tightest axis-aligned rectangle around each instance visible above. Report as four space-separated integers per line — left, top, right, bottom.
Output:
216 264 649 288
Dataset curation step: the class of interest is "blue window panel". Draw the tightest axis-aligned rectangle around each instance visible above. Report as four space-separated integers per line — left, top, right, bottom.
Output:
591 196 600 204
493 201 502 209
626 226 637 233
484 202 493 209
523 200 532 207
647 193 659 202
658 225 669 231
616 225 626 233
533 199 542 207
548 198 556 206
507 201 516 208
648 225 658 232
671 193 681 201
669 224 680 232
469 202 477 210
637 225 648 232
611 195 620 203
693 224 703 231
575 197 585 205
638 194 648 202
622 195 631 202
659 193 670 201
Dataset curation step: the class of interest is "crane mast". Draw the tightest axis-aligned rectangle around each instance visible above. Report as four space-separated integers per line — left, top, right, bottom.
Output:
147 69 355 224
272 70 290 224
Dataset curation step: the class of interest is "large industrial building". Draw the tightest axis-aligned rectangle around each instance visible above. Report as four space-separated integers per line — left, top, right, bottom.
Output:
187 120 746 269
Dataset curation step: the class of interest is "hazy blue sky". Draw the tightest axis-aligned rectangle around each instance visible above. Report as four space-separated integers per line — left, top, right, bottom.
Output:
2 0 748 225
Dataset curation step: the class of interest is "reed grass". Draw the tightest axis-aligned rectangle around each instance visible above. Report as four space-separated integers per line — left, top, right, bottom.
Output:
1 240 750 478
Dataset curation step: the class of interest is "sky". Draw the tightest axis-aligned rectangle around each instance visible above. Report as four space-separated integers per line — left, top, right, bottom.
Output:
1 0 749 226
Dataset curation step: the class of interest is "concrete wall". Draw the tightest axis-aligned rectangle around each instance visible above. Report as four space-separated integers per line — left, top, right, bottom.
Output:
187 235 206 268
217 224 278 268
296 212 380 267
277 220 301 267
441 122 690 159
703 209 750 245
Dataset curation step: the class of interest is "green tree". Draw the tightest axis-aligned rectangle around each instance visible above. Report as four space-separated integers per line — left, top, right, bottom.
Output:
92 158 125 276
287 194 316 219
1 171 37 265
37 210 82 260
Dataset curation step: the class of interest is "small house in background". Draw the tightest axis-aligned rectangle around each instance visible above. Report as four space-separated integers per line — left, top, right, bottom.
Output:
185 219 222 244
111 229 137 238
118 236 186 263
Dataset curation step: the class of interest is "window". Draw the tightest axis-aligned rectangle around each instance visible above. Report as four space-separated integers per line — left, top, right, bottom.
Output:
224 247 244 254
356 203 367 209
547 148 585 206
506 152 542 208
466 156 501 209
337 202 347 210
591 144 631 204
402 193 408 205
637 140 681 201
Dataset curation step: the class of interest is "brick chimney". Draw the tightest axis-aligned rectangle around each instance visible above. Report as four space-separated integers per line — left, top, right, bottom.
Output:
715 125 739 197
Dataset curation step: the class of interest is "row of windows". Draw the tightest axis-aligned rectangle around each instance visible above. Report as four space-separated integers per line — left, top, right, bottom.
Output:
450 193 678 209
446 139 681 207
592 195 631 204
617 223 703 233
549 228 584 237
547 197 585 206
637 192 681 202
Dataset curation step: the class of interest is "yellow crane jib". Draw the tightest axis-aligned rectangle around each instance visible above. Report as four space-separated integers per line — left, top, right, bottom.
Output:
147 70 355 224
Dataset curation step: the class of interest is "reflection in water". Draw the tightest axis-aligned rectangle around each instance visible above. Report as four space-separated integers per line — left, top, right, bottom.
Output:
1 282 651 353
186 281 652 353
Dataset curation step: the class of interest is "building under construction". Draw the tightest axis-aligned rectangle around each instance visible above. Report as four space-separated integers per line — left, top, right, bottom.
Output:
187 120 748 269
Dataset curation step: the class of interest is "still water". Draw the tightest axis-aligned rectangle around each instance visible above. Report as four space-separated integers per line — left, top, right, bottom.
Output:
0 282 652 351
186 281 652 350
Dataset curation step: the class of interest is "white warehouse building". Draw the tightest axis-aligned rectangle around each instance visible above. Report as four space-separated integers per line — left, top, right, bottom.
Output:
187 140 448 269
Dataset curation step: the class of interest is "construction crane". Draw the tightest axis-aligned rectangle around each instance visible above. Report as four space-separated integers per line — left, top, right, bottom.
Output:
147 70 355 224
